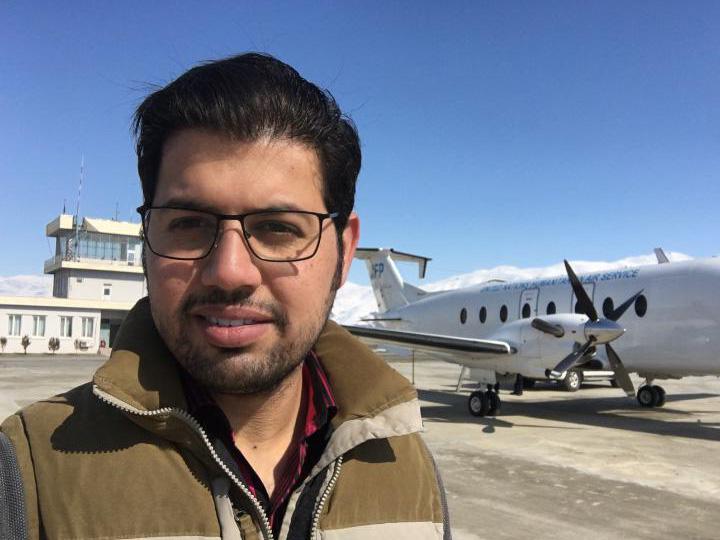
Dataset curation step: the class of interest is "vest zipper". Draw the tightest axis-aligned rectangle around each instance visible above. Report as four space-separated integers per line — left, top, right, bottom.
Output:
92 385 275 540
310 455 343 540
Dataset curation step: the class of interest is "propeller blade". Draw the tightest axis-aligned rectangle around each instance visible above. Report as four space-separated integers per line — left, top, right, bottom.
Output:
547 340 594 378
608 289 644 321
564 260 598 321
531 318 565 338
606 343 635 397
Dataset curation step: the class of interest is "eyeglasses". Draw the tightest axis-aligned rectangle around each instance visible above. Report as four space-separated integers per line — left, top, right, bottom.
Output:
137 205 338 262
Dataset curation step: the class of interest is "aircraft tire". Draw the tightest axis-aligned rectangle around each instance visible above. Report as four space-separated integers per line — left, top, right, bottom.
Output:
468 391 488 417
653 385 666 407
522 377 536 389
562 369 582 392
637 385 656 407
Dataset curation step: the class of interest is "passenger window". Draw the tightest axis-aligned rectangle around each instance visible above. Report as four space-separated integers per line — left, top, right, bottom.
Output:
500 305 508 323
522 303 531 319
574 301 583 314
603 297 614 318
546 301 556 315
635 295 647 317
460 308 467 324
479 306 487 323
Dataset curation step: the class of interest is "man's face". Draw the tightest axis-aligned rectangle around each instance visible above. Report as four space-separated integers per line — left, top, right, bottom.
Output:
146 129 359 394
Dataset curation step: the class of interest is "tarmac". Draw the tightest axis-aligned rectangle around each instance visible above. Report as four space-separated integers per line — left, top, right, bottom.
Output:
2 353 720 539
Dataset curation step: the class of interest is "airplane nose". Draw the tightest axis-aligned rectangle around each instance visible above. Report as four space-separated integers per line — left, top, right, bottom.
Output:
584 319 625 344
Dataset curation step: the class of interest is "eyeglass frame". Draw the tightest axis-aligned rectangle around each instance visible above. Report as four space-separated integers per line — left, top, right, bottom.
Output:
136 204 340 262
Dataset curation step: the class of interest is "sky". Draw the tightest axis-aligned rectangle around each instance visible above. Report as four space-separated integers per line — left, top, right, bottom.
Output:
1 1 718 286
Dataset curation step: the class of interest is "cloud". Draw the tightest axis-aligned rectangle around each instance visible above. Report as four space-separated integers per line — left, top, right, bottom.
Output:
331 251 692 323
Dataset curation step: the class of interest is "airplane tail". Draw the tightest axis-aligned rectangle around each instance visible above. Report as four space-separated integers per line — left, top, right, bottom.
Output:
354 248 431 313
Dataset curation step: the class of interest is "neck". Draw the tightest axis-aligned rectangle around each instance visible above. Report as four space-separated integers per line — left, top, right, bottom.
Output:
212 363 306 495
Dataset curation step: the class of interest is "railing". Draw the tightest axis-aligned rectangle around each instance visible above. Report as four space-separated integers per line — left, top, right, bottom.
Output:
44 255 138 271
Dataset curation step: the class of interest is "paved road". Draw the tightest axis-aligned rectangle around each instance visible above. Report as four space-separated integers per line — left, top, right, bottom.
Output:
2 354 720 538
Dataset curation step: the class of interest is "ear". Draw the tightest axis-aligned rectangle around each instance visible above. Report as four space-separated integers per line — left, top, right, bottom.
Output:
338 212 360 287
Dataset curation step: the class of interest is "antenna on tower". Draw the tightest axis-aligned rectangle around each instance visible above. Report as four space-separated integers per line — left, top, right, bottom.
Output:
115 201 119 221
73 155 84 261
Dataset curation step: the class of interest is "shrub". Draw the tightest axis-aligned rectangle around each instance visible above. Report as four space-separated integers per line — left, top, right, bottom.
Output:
0 336 6 353
21 335 31 354
48 337 60 354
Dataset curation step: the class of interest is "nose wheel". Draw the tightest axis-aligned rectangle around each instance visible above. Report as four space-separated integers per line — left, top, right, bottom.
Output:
468 384 501 417
637 384 666 407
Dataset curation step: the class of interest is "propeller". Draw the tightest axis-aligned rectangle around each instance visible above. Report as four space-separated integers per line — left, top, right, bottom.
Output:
545 260 641 396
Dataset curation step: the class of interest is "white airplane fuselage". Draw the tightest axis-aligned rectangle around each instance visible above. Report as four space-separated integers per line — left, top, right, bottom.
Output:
374 258 720 380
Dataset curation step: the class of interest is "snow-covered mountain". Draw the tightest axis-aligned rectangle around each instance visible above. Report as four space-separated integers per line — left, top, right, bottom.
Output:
0 274 53 297
331 251 692 324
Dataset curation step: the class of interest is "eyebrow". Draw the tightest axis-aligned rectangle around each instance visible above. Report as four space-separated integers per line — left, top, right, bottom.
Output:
156 198 306 214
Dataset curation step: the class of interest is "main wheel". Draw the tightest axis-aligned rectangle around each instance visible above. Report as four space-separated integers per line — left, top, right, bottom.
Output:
468 391 488 417
562 369 583 392
486 392 500 416
637 385 656 407
522 377 536 389
653 385 666 407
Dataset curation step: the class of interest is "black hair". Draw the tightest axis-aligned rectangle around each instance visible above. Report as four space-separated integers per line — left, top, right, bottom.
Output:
133 52 360 233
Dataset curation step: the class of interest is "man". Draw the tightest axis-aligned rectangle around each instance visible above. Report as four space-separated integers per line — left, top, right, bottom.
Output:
1 53 450 539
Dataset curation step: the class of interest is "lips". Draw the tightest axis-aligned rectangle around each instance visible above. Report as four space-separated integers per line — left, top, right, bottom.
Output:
190 307 274 348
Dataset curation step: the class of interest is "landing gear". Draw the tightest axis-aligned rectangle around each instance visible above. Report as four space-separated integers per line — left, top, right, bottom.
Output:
468 384 502 417
561 369 583 392
637 384 666 407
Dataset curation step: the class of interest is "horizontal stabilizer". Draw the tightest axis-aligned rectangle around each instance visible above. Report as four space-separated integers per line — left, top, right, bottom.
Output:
355 248 431 279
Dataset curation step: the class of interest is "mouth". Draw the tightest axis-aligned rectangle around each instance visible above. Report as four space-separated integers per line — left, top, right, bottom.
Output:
190 307 275 348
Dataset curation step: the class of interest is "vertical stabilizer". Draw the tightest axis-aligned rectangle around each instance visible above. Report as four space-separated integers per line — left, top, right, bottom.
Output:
354 248 431 312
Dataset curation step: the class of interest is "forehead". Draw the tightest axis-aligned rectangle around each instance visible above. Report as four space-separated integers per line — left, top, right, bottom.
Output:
154 129 324 211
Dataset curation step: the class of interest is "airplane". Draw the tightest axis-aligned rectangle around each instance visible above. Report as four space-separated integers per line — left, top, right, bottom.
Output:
343 248 720 417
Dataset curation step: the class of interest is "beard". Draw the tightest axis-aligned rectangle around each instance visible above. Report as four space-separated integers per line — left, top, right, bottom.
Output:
149 256 343 395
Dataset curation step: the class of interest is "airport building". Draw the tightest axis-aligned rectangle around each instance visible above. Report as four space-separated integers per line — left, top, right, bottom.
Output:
0 214 146 354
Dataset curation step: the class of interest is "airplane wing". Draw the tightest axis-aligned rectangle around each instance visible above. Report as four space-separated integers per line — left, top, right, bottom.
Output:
344 324 516 363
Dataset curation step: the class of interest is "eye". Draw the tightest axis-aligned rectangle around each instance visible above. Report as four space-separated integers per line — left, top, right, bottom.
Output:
252 220 303 236
168 216 214 231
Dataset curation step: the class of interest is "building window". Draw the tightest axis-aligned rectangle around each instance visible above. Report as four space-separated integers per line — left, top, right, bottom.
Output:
546 301 556 315
479 306 487 323
522 303 531 319
103 283 112 299
460 308 467 324
32 315 46 337
635 295 648 317
81 317 94 338
60 316 73 338
500 305 508 323
603 297 614 318
8 314 21 336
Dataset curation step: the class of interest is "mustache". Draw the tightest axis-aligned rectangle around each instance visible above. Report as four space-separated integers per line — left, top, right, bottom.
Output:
181 288 288 330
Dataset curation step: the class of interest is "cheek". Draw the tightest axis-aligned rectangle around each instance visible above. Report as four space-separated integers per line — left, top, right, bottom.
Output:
147 256 198 307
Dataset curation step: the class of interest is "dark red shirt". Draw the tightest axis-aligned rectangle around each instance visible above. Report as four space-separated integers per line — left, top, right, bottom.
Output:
180 351 336 536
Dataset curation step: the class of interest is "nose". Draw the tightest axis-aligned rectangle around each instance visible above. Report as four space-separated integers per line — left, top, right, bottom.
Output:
200 222 262 291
